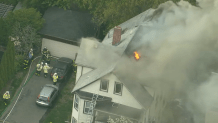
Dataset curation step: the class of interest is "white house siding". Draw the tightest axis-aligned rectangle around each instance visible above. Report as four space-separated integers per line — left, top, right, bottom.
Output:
80 73 142 109
41 38 79 60
78 98 92 123
72 94 79 123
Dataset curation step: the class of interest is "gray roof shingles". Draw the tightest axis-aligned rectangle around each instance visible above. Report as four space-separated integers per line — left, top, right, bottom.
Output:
72 7 157 109
39 7 97 41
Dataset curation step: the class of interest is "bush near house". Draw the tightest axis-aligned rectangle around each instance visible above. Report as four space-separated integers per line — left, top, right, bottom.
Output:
0 18 10 46
0 40 15 90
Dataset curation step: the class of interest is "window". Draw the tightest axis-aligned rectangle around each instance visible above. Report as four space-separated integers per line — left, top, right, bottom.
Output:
72 117 77 123
83 101 92 115
114 82 123 95
74 95 79 110
100 79 109 92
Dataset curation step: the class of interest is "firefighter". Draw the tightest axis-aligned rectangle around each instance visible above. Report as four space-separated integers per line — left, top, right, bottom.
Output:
29 48 34 61
3 91 10 105
43 63 51 78
73 60 77 73
23 57 29 70
45 53 52 65
42 47 49 61
52 73 58 85
35 62 43 76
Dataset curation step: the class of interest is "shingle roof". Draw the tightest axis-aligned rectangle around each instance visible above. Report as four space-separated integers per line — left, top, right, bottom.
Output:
39 7 97 42
72 7 157 109
0 3 14 18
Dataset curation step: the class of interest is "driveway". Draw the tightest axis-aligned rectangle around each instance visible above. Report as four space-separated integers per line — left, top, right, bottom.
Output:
1 57 58 123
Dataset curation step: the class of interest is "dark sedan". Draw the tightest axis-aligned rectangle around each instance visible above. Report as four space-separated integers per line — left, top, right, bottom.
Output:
50 57 73 82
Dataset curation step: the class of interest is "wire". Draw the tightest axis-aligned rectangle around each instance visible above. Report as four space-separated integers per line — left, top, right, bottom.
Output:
3 56 41 123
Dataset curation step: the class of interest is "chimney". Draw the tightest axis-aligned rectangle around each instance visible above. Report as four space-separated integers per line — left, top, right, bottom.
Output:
112 26 122 46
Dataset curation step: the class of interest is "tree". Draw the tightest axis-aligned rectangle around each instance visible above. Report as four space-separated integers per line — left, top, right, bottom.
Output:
0 18 10 46
0 38 15 90
4 8 45 31
10 22 42 55
20 0 72 14
73 0 196 34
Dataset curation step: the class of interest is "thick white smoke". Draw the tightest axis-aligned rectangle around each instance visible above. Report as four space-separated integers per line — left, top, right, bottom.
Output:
113 0 218 122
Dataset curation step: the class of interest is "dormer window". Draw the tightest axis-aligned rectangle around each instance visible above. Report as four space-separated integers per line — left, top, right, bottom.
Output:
100 79 109 92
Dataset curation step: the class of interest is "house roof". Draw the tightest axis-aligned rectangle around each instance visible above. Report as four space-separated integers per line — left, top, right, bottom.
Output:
72 8 157 109
75 38 123 68
38 7 97 42
0 3 14 18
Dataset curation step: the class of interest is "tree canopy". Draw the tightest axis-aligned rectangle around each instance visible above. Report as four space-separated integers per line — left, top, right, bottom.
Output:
73 0 196 34
0 18 10 46
4 8 45 31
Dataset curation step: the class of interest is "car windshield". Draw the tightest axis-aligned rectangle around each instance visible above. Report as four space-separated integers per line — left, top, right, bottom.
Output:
39 96 48 102
55 62 67 69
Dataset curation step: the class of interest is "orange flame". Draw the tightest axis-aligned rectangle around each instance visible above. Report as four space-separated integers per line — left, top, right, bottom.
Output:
134 51 140 60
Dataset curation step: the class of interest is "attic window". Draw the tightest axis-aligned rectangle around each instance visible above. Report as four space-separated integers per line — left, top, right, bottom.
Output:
100 79 109 92
114 82 123 96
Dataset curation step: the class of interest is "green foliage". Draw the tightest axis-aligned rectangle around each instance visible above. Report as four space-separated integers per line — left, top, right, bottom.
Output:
0 18 10 46
4 8 45 31
73 0 196 34
0 39 15 90
20 0 72 14
0 0 18 6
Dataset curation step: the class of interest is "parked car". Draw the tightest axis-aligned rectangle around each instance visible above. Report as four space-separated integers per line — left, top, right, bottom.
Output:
36 84 59 107
50 57 73 82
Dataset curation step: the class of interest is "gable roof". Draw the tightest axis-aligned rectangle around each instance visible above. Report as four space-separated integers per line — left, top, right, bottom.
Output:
38 7 97 42
0 3 14 18
72 8 157 109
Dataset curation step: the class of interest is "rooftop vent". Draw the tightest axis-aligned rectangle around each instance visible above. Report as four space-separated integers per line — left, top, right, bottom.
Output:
112 26 122 46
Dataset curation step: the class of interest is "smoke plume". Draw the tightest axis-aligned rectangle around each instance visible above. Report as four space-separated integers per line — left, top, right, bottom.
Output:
113 0 218 122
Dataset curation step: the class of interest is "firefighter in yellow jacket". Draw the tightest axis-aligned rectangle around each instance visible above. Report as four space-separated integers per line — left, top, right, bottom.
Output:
35 62 43 76
43 63 51 78
52 73 58 85
3 91 10 105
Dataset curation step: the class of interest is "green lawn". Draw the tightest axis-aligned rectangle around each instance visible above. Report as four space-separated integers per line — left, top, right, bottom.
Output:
42 74 75 123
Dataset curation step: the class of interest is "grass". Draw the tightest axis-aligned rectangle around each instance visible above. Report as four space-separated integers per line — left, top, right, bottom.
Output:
42 73 76 123
0 70 28 116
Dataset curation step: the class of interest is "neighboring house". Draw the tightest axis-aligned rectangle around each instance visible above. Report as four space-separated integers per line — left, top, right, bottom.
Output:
38 7 97 59
70 8 166 123
0 3 14 18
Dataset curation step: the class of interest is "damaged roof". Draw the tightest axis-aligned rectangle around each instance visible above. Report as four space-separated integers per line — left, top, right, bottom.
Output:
39 7 97 42
72 8 157 109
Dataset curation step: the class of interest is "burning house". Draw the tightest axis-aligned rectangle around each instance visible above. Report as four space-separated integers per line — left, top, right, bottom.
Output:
71 0 218 123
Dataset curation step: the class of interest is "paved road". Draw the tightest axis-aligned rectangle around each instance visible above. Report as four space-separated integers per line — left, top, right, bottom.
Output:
1 57 57 123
